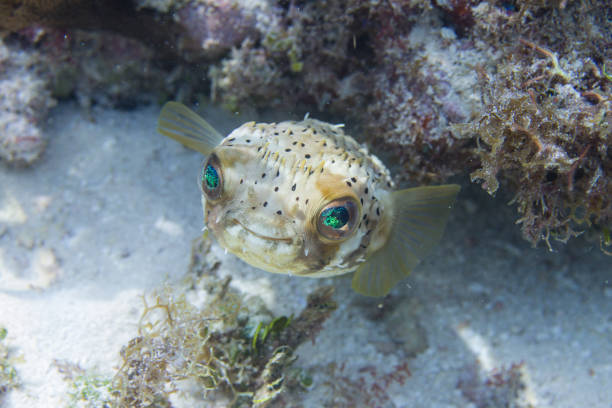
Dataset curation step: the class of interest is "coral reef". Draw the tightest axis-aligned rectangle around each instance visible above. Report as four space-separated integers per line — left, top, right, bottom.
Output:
365 16 488 184
207 0 611 250
466 44 610 248
0 37 55 164
203 0 488 184
209 1 375 112
175 0 261 60
0 0 181 57
462 0 611 248
208 1 434 115
1 0 609 248
39 29 178 109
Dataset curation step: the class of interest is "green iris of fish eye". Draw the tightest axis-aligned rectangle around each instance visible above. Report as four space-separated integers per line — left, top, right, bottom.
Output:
203 164 219 189
321 206 349 229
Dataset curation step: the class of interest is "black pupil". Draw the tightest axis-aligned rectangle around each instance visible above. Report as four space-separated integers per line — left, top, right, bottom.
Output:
321 206 349 229
203 164 219 189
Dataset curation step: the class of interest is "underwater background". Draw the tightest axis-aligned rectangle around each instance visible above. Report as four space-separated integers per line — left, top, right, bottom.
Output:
0 0 610 407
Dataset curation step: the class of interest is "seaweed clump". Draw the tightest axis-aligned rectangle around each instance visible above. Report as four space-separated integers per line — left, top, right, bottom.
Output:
54 360 114 408
111 274 336 407
465 40 610 249
0 327 19 401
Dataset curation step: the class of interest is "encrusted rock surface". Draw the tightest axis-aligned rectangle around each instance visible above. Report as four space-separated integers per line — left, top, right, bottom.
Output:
0 39 54 164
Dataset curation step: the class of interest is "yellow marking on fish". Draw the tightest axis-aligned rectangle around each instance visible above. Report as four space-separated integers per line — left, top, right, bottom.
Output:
158 101 460 296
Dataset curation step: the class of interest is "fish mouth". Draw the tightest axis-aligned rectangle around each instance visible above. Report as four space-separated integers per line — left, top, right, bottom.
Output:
232 219 293 243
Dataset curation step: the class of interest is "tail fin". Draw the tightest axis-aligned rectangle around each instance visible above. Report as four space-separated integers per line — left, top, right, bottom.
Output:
157 101 224 155
351 185 460 297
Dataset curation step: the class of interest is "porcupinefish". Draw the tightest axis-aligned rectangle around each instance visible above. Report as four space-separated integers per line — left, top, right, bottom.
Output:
158 102 459 297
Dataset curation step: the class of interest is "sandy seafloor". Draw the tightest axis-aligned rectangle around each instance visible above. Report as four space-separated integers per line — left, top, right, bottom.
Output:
0 102 611 408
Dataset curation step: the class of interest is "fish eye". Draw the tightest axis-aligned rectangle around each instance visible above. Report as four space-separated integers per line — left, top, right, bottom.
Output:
201 154 223 200
316 198 359 240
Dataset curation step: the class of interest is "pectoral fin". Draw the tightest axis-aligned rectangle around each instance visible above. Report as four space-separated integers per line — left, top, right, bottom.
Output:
351 184 460 297
157 101 224 155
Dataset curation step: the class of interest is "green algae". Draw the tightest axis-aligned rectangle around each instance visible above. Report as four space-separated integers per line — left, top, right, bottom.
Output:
0 327 19 400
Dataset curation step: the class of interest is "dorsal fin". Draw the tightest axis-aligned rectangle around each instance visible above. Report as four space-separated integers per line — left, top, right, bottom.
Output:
157 101 224 155
351 184 460 297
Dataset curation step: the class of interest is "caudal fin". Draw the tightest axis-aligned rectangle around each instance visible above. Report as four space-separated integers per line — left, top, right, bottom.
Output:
157 101 224 155
351 184 460 297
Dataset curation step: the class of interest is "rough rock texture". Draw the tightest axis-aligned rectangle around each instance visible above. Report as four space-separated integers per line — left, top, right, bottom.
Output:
39 29 180 109
0 0 181 57
0 38 55 164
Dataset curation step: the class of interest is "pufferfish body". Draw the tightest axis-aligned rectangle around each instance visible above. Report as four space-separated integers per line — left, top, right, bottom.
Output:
158 102 459 296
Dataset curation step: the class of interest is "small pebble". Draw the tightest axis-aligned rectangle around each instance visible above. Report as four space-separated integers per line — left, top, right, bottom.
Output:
32 247 61 288
440 27 457 40
17 232 35 249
